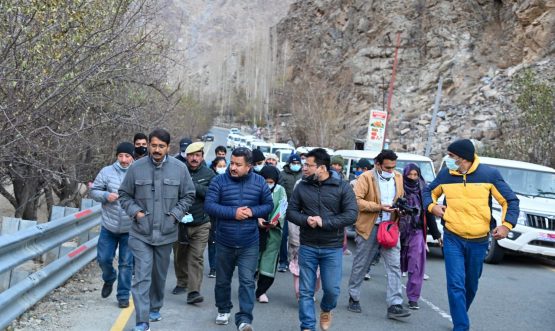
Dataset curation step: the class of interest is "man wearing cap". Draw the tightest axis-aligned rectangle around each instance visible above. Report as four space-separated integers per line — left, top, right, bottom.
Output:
330 155 346 181
176 137 193 163
278 153 303 272
172 142 216 305
265 153 279 167
90 142 135 308
252 148 266 174
423 139 519 331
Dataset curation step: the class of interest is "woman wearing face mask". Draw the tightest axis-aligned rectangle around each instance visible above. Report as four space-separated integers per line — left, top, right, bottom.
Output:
211 157 228 175
206 157 228 277
255 166 287 303
399 163 442 310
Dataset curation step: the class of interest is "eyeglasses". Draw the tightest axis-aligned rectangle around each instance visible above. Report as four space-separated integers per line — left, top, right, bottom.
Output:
302 163 318 168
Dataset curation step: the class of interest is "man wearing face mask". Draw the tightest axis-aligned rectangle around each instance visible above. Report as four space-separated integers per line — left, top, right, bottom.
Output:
278 153 303 272
134 133 148 160
252 148 266 174
90 142 135 309
347 149 411 320
423 139 519 331
175 137 193 163
171 142 216 304
287 148 358 331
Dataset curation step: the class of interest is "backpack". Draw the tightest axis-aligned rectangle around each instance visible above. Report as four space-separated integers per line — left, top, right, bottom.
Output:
377 220 399 249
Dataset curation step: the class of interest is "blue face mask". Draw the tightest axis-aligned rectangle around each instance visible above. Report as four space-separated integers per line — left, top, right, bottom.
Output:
445 157 459 171
290 164 301 172
354 170 363 177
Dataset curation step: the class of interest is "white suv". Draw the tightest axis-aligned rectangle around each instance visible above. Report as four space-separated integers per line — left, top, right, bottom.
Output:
439 156 555 264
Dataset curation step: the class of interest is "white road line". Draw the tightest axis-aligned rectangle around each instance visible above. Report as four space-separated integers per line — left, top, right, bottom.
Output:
402 284 452 322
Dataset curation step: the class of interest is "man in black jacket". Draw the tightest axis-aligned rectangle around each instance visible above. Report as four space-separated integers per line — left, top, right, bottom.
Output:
172 142 215 305
286 148 358 331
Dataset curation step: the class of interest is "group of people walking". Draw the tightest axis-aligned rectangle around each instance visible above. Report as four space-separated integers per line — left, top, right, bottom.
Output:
90 129 519 331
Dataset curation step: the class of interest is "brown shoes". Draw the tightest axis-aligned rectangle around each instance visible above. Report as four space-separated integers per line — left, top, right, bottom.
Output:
320 311 332 331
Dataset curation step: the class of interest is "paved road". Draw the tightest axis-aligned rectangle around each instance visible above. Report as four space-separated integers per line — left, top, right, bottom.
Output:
54 128 555 331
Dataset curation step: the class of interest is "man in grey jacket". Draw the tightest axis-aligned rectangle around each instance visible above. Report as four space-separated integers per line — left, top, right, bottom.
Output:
119 129 195 331
90 142 135 308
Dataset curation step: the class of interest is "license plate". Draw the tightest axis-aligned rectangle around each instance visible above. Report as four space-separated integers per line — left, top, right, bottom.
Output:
538 233 555 242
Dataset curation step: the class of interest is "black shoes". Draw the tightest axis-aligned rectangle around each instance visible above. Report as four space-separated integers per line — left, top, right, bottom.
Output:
118 299 130 308
187 291 204 304
408 301 420 310
348 297 362 313
172 286 186 295
387 304 411 319
101 282 113 298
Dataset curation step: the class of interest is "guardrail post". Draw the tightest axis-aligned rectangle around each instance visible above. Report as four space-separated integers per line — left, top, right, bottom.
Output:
0 218 37 291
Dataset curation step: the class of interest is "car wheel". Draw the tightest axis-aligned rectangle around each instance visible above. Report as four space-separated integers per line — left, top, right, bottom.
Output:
484 236 504 264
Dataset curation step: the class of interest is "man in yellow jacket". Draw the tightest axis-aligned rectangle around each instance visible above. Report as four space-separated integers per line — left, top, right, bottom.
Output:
347 150 411 320
423 139 519 331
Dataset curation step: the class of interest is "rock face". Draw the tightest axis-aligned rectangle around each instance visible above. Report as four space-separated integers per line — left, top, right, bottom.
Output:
274 0 554 162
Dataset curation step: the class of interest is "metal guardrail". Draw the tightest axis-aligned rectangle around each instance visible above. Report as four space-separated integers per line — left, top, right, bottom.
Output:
0 202 102 330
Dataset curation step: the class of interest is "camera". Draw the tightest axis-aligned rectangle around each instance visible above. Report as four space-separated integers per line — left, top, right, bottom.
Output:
392 197 419 216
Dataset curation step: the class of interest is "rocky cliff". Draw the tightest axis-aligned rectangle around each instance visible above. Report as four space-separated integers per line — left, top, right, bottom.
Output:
274 0 554 162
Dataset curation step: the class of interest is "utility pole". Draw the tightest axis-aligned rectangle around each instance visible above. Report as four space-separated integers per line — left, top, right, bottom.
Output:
382 31 401 150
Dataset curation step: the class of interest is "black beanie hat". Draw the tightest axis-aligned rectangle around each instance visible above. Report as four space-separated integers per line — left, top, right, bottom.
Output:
447 139 475 162
116 142 135 156
259 165 280 184
252 148 266 163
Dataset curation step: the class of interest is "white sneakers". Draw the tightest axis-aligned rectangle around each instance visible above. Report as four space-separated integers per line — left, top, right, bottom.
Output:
257 293 269 303
216 313 231 325
238 322 254 331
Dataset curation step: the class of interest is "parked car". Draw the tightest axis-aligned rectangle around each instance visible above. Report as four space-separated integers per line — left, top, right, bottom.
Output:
438 156 555 264
251 141 272 154
333 150 438 241
202 132 214 141
229 128 240 135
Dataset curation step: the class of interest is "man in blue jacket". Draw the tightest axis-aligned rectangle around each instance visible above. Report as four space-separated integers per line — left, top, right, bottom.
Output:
205 147 274 331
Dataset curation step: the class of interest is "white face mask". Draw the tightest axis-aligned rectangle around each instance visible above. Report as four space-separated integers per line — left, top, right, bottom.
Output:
180 151 186 158
380 170 394 179
268 183 275 190
216 168 226 175
254 164 264 172
445 157 459 171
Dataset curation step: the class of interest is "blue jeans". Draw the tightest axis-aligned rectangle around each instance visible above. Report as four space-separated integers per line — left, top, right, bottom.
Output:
443 230 489 331
298 245 342 331
208 225 216 271
97 226 133 301
214 243 259 326
279 219 289 266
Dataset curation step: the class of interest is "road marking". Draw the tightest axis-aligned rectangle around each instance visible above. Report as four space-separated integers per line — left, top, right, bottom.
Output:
110 297 135 331
402 284 452 322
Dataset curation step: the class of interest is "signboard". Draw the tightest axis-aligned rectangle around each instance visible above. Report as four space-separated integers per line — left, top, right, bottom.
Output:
365 109 387 151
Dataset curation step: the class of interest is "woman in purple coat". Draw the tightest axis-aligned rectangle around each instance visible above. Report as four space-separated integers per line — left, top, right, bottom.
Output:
399 163 442 310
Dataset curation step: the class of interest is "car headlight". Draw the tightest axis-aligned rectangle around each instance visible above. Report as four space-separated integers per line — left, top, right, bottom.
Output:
517 211 527 226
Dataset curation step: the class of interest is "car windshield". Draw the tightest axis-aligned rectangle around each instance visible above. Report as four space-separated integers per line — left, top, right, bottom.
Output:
257 146 271 153
394 161 435 183
485 165 555 198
